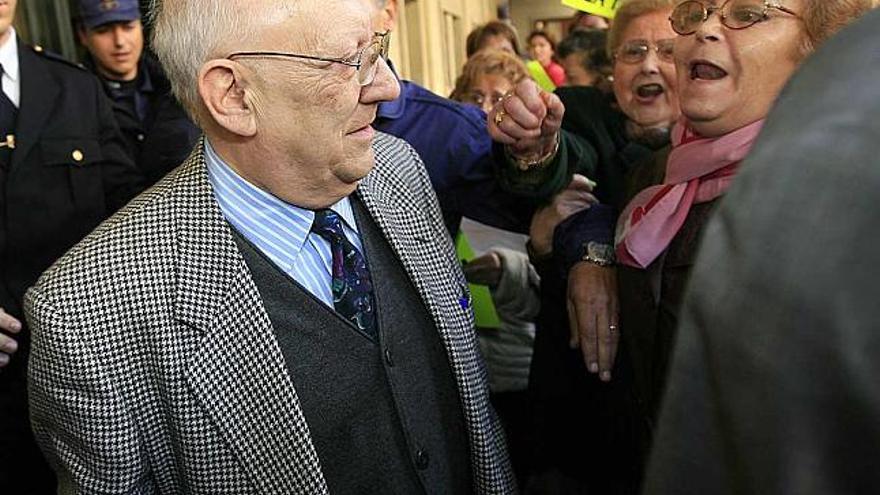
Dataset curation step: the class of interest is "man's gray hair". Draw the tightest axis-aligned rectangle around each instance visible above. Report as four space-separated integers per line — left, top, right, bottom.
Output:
149 0 295 123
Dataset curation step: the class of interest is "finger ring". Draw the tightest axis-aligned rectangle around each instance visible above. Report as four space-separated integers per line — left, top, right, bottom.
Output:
494 108 506 126
609 325 617 332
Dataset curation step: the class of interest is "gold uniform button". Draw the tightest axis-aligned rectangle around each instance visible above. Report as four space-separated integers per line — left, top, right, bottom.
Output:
34 45 43 53
71 149 84 163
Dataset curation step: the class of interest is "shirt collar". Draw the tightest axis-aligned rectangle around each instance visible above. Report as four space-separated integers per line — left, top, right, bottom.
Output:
377 59 407 120
94 56 154 94
204 139 358 256
0 29 19 83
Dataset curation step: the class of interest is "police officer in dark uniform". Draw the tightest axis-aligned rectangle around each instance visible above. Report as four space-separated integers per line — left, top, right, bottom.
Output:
77 0 200 185
0 0 144 492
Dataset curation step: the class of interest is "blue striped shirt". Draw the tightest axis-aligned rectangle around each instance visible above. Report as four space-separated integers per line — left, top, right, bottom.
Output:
205 140 363 308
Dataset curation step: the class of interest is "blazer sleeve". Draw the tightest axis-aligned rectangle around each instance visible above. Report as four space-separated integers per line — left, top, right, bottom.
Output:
25 287 154 494
91 77 147 214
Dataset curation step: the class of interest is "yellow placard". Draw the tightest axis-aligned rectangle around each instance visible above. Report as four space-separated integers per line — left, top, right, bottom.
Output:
562 0 620 19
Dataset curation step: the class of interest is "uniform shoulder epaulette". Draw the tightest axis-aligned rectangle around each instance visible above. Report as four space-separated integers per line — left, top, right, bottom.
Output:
30 45 88 71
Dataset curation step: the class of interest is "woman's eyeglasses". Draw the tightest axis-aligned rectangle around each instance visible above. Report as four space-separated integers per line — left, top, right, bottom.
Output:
669 0 800 36
463 91 505 109
614 39 676 64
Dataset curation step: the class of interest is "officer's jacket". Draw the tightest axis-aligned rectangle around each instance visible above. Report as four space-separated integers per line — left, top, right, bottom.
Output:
1 41 144 324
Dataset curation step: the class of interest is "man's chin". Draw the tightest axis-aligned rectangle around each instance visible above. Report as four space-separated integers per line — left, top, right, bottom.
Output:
335 156 376 185
103 65 138 81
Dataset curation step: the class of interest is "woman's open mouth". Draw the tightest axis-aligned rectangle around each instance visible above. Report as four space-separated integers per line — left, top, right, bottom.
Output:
636 83 665 99
690 60 728 81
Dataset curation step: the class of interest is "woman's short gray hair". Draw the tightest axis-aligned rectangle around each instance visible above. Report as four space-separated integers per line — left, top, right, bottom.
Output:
150 0 294 123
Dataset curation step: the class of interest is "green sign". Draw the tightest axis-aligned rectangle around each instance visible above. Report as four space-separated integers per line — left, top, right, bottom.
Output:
526 60 557 93
455 233 501 329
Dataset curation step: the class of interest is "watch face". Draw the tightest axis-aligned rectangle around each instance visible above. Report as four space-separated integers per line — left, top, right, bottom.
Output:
585 241 615 265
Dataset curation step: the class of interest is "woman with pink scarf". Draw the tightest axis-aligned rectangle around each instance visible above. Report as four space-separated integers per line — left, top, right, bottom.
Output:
615 0 872 432
487 0 871 488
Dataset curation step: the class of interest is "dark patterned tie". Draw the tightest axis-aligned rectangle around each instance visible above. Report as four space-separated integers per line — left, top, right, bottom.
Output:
310 209 378 341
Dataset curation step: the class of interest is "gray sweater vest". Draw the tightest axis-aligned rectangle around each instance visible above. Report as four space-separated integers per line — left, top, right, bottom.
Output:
232 197 472 494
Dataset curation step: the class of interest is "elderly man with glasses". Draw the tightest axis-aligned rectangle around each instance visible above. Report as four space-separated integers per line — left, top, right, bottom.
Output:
24 0 514 493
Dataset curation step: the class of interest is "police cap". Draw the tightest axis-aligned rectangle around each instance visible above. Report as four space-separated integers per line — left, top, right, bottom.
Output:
78 0 141 30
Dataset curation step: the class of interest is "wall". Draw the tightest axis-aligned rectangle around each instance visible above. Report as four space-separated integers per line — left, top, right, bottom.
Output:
14 0 78 60
390 0 587 94
390 0 501 96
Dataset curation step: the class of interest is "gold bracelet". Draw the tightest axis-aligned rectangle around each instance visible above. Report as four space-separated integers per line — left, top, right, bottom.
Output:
508 133 560 171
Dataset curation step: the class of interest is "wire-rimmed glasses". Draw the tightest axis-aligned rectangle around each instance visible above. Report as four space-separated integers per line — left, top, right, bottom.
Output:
614 39 676 64
227 31 391 86
669 0 800 35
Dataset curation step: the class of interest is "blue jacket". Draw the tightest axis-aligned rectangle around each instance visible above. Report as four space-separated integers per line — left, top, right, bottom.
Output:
375 77 534 234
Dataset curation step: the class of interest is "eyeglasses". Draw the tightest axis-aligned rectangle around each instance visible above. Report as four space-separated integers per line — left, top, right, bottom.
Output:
463 91 505 109
614 39 676 64
670 0 800 35
226 31 391 86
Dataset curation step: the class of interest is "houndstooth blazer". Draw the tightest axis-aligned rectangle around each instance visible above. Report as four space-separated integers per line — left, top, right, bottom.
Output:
25 134 515 494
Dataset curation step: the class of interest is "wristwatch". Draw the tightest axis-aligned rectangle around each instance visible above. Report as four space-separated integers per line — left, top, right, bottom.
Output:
581 241 616 267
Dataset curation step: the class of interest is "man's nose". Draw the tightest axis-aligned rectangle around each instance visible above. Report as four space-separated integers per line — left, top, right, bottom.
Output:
362 57 401 103
112 26 126 47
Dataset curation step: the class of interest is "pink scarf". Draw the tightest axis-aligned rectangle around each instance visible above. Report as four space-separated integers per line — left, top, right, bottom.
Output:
615 118 765 269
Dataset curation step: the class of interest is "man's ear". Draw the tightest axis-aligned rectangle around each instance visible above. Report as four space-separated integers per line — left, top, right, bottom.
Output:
76 26 89 46
197 60 258 138
380 0 398 31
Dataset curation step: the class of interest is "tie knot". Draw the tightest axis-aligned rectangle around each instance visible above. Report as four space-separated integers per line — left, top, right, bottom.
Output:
311 209 344 239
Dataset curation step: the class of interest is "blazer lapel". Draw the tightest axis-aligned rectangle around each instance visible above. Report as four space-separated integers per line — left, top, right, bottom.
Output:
356 137 475 362
11 42 60 172
173 142 328 494
358 163 457 337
